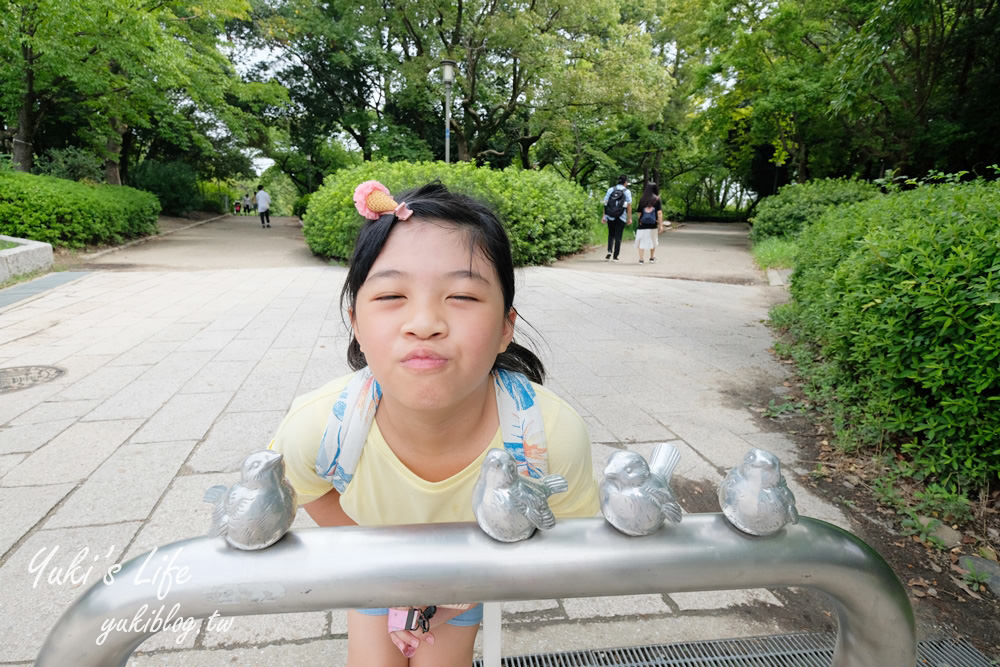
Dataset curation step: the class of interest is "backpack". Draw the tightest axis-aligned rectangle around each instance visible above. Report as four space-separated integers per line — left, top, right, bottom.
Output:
638 206 657 229
604 188 627 220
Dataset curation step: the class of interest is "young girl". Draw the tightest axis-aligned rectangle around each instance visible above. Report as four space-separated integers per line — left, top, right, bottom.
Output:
634 181 664 264
269 180 599 666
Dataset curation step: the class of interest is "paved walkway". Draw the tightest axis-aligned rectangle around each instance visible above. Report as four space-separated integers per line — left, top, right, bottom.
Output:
0 216 847 664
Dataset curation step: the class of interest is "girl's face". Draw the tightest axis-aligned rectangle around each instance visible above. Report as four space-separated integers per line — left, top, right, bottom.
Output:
351 219 515 412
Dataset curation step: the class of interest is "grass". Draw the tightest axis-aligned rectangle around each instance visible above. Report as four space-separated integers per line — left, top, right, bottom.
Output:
751 236 798 270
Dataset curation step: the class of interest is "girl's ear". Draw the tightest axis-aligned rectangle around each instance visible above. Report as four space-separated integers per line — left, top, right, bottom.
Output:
349 308 363 353
499 308 517 352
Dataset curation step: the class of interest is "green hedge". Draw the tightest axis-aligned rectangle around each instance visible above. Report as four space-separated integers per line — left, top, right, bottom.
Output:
293 193 311 218
750 178 879 243
128 160 201 215
0 171 160 247
303 161 594 265
785 181 1000 490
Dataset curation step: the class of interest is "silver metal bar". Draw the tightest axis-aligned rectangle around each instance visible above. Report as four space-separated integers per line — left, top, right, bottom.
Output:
35 515 915 667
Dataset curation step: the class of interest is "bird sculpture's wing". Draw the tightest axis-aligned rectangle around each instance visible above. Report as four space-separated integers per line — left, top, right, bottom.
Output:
224 488 257 521
540 473 568 496
518 473 568 498
513 482 557 530
778 485 799 524
203 485 229 536
645 484 683 524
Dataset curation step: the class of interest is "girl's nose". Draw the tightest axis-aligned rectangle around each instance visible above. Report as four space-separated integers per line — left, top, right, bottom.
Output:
403 301 447 339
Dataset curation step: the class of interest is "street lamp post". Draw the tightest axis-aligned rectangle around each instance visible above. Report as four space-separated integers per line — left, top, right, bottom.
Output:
440 59 456 163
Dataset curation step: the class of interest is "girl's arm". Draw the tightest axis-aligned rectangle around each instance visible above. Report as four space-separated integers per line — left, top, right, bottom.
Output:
304 487 357 527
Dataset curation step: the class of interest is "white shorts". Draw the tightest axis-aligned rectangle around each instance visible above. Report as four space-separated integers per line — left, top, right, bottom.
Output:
634 228 659 249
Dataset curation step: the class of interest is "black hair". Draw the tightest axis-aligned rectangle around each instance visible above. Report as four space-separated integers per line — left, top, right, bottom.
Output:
638 182 660 210
617 174 628 185
340 181 545 384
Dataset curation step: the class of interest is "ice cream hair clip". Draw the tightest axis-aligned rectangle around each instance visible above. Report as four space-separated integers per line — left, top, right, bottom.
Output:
354 180 414 220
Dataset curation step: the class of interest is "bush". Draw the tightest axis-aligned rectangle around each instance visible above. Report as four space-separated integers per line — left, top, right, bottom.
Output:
304 161 594 265
293 193 311 218
0 171 160 247
198 180 242 214
128 160 201 215
784 181 1000 491
749 178 879 243
34 147 105 183
680 208 747 223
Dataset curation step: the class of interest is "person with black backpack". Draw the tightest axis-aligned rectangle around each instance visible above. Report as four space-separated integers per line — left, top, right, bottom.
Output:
602 175 632 261
634 181 664 264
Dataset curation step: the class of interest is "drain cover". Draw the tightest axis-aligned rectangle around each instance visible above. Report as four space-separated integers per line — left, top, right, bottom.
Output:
473 633 997 666
0 366 65 393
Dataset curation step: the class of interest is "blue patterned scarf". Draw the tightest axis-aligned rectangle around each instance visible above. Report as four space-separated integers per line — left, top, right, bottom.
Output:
316 367 549 492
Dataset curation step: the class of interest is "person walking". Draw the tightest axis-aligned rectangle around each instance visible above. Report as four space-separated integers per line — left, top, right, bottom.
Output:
634 182 664 264
242 194 252 216
255 185 271 228
602 176 632 262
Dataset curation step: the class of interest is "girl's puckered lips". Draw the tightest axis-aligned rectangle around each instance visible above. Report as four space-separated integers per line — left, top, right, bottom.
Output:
400 349 448 370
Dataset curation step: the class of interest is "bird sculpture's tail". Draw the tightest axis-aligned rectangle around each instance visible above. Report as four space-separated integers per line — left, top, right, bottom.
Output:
203 485 229 536
649 443 680 480
540 474 568 496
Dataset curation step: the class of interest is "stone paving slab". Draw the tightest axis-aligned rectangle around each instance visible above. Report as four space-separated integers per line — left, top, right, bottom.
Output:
0 418 76 455
2 418 143 486
0 522 142 662
46 441 196 529
129 639 349 666
0 483 77 557
497 615 788 658
0 261 852 664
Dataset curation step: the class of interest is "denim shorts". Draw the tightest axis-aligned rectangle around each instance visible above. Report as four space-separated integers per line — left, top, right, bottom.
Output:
356 604 483 627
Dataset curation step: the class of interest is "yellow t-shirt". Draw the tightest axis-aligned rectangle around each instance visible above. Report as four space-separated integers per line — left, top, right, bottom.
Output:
269 373 599 525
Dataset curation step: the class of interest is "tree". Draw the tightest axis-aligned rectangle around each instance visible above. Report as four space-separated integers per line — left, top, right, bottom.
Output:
0 0 275 182
245 0 671 177
831 0 1000 176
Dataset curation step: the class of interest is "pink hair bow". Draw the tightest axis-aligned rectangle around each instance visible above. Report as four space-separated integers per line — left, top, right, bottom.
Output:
353 180 414 220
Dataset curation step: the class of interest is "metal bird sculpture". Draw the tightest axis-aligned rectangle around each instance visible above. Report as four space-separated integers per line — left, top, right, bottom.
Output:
718 448 798 536
600 443 683 536
472 448 568 542
203 450 297 550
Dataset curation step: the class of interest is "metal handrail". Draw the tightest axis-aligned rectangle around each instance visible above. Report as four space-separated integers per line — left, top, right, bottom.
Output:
35 515 916 667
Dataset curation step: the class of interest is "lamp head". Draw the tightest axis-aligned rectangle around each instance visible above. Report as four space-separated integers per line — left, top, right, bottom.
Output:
440 59 457 84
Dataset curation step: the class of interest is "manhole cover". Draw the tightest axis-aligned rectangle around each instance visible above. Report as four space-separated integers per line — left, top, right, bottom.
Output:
0 366 65 393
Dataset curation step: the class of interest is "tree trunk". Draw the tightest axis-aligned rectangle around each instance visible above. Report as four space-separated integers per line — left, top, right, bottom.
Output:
119 128 135 184
456 130 470 162
518 132 541 169
104 119 125 185
13 45 37 173
12 130 33 173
